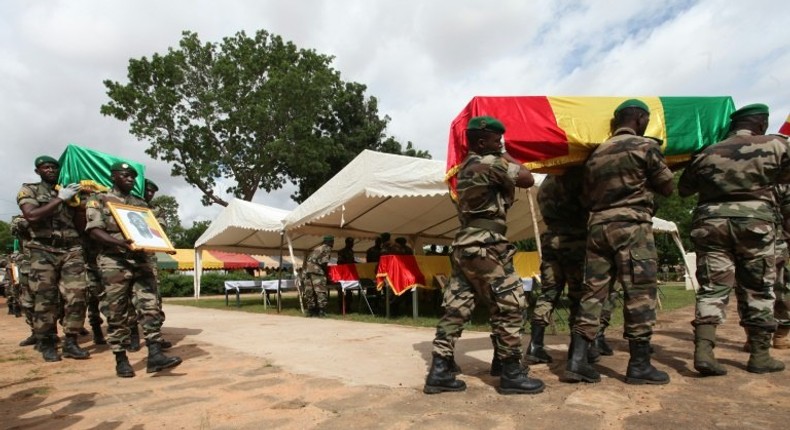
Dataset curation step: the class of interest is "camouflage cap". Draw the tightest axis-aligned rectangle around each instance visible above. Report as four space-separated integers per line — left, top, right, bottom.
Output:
730 103 769 119
34 155 59 167
110 162 137 174
144 178 159 191
614 99 650 114
467 116 506 134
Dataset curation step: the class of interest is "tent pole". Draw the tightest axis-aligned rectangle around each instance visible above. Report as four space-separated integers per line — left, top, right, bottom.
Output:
276 232 285 313
527 191 542 258
194 248 202 299
285 233 304 314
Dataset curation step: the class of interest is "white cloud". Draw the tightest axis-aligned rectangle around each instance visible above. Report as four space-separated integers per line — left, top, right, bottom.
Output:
2 0 788 223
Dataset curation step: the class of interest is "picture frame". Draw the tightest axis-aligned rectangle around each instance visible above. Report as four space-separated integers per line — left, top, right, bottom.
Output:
106 202 175 253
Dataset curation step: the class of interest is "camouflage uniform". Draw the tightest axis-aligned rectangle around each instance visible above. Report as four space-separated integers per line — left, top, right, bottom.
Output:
17 182 88 341
577 128 674 342
679 130 790 331
302 243 332 313
85 187 165 352
11 218 34 330
774 185 790 329
531 167 588 328
3 254 21 314
81 237 105 329
432 151 526 361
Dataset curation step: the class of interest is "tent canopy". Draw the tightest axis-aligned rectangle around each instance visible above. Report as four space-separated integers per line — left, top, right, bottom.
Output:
194 199 292 254
282 150 546 247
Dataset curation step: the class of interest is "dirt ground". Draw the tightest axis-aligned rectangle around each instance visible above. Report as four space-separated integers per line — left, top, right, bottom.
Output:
1 296 790 430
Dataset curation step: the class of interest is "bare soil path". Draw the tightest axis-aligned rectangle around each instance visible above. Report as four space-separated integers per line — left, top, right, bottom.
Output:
1 297 789 429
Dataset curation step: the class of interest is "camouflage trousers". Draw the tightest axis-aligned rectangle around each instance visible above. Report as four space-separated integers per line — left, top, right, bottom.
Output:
97 253 164 352
303 274 328 311
18 271 33 329
775 242 790 327
692 217 777 331
531 231 585 327
83 246 104 327
28 247 87 339
574 222 658 342
432 242 526 360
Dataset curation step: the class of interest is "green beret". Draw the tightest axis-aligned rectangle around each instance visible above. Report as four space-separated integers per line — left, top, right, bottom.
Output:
614 99 650 115
110 162 137 174
467 116 506 134
730 103 769 119
34 155 59 167
323 235 334 242
144 179 159 191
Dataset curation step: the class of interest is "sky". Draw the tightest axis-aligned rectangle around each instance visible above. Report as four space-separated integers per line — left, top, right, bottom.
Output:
1 0 788 225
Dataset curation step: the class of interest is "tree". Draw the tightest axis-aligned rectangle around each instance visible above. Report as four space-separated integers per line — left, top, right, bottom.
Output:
654 172 697 265
149 195 182 241
102 29 429 207
0 220 12 253
173 220 211 249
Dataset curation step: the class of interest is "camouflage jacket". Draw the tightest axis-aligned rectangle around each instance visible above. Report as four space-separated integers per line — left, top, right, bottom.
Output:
16 181 81 251
538 166 588 235
678 130 790 223
85 186 149 252
303 243 332 276
452 152 521 247
583 128 673 226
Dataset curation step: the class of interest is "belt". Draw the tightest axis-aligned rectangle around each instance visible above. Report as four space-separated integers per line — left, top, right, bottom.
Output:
30 237 82 249
466 219 507 236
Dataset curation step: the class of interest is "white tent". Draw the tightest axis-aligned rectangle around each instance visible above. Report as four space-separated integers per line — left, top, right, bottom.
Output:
282 150 546 249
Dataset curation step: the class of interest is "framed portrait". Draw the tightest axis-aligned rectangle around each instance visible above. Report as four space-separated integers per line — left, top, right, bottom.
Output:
106 202 175 253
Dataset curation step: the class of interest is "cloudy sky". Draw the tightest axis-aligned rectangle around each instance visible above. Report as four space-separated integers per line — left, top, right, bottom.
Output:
1 0 787 225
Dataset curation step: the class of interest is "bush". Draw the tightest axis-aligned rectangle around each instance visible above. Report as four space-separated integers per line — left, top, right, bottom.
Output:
158 271 272 297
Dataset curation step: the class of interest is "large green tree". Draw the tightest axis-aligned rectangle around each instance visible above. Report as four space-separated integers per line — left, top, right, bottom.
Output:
102 29 429 207
173 220 211 248
149 194 183 242
0 220 12 253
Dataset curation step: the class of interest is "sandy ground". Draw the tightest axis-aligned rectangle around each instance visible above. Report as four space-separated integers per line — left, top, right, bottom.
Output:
1 296 790 430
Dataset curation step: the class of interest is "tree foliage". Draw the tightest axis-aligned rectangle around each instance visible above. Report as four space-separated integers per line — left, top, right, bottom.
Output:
150 194 182 242
654 172 697 265
0 220 12 253
172 220 211 249
102 29 429 207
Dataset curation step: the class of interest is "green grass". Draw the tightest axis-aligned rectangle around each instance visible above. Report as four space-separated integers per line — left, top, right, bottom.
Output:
167 282 696 334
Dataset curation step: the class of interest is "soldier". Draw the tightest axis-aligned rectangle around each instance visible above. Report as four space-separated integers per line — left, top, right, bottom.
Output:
679 104 790 375
302 235 333 317
568 100 674 385
17 155 90 362
379 232 398 256
82 232 107 346
85 162 181 377
337 238 356 264
424 116 543 395
365 237 382 263
773 185 790 349
11 217 36 346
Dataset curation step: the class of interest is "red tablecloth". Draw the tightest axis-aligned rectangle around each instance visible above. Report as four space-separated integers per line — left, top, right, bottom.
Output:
376 255 426 296
327 264 359 282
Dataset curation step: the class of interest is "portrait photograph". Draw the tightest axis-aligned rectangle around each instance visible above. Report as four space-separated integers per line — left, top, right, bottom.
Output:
106 202 175 252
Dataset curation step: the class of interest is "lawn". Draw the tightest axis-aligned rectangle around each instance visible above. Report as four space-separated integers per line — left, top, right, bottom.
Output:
166 282 696 333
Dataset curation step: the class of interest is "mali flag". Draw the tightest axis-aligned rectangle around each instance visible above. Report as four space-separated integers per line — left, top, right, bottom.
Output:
779 113 790 136
58 144 146 198
446 96 735 193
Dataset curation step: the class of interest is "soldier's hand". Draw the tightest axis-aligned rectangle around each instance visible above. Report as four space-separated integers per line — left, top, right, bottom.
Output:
122 239 135 250
57 183 81 201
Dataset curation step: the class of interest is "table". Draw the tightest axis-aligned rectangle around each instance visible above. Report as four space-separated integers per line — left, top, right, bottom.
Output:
223 279 295 308
224 280 262 307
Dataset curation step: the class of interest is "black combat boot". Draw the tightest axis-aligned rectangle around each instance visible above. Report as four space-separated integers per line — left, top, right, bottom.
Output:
490 334 502 376
693 324 726 376
587 341 601 364
114 351 135 378
127 325 141 352
625 340 669 385
318 309 327 318
497 357 545 395
146 341 182 373
78 327 90 336
62 334 90 359
525 324 553 364
746 329 785 374
38 336 61 362
594 327 614 356
160 338 173 349
12 302 22 317
91 323 107 345
564 333 600 383
19 331 37 347
423 354 467 394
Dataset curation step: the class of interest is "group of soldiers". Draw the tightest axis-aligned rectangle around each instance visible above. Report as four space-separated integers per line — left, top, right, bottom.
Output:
300 232 417 317
424 101 790 395
5 157 181 378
